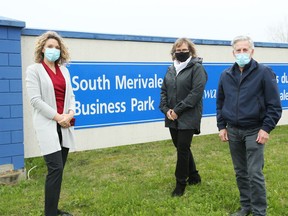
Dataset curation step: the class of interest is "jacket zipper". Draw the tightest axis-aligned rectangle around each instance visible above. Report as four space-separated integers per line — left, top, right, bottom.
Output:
236 72 243 126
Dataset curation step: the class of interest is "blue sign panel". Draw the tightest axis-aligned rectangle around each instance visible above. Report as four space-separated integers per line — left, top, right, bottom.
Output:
266 63 288 109
68 62 288 129
201 63 230 116
69 62 168 129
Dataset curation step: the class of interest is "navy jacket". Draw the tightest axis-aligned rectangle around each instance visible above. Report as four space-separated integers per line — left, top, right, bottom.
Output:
216 59 282 133
159 57 208 133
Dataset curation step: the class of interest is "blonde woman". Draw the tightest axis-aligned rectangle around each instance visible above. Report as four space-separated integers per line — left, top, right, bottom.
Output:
26 31 75 216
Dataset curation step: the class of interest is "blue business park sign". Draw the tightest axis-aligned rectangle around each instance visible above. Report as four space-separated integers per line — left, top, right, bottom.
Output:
68 62 288 129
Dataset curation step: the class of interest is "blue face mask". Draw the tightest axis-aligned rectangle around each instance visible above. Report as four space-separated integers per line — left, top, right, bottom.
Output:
235 53 251 67
44 48 60 62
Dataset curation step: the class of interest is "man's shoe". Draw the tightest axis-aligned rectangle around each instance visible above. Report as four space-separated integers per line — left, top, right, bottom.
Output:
187 173 201 185
230 208 251 216
57 209 73 216
171 183 186 197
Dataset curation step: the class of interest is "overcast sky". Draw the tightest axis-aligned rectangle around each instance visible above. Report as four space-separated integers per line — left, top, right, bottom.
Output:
1 0 287 42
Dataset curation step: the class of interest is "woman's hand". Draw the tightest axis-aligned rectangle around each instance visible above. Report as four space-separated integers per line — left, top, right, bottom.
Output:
54 111 74 128
166 109 178 121
58 114 72 128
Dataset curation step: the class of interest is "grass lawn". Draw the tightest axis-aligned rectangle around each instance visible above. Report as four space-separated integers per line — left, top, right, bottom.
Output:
1 125 287 216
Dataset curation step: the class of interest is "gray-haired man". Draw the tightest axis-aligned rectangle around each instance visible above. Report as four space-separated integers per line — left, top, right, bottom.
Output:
216 35 282 216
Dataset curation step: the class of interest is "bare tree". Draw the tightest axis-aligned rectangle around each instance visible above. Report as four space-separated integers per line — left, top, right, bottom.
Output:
268 18 288 43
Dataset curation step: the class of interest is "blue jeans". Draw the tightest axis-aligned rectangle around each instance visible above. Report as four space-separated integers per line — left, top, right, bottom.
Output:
227 126 267 216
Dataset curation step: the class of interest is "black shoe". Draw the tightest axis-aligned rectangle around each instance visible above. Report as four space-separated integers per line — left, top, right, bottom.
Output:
171 183 186 197
57 209 73 216
230 208 251 216
187 173 201 185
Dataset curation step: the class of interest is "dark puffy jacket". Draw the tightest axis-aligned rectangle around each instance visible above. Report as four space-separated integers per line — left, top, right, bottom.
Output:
159 58 208 133
216 59 282 133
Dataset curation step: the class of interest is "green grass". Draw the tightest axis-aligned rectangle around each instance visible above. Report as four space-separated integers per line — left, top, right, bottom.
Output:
1 125 288 216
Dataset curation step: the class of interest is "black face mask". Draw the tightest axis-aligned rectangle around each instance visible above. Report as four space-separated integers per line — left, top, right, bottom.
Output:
175 52 190 62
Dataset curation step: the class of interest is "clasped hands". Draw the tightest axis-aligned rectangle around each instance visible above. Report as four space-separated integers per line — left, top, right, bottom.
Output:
167 109 178 121
58 113 73 128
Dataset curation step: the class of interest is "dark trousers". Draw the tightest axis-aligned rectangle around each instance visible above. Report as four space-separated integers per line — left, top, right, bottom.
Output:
169 128 197 185
43 124 69 216
227 126 266 216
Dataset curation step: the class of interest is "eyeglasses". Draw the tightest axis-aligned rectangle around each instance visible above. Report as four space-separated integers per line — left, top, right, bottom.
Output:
175 49 189 53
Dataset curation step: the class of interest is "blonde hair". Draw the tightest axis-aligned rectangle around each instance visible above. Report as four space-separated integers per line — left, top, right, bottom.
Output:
170 38 197 60
34 31 70 65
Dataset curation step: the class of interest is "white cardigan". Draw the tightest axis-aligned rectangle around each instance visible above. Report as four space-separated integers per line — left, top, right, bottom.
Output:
26 63 76 155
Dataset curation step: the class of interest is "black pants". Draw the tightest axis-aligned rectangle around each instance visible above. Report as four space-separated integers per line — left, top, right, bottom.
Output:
169 128 197 185
43 124 69 216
